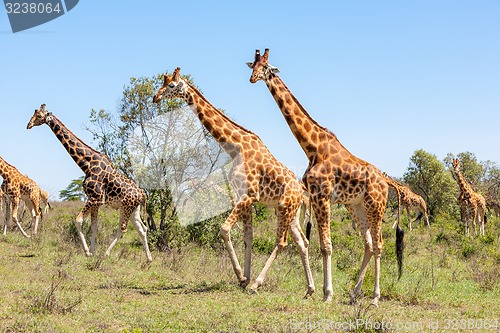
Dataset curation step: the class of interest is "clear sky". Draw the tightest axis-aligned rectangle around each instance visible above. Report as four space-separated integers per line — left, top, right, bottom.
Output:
1 1 499 200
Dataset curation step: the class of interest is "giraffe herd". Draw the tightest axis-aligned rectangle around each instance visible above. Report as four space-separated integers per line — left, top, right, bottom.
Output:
0 48 495 306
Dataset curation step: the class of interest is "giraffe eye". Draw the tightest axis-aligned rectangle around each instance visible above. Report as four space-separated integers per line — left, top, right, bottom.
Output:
168 83 176 88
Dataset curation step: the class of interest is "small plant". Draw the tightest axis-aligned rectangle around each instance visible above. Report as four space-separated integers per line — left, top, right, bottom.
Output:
30 270 81 315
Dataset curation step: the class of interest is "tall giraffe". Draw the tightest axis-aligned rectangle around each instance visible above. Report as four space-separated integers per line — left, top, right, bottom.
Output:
0 157 41 237
27 104 152 261
452 159 486 236
247 49 404 306
153 68 315 296
382 173 430 231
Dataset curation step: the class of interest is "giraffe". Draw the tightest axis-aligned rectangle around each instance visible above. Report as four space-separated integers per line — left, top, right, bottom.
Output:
382 173 430 231
452 158 486 236
0 157 42 237
247 49 404 306
39 189 51 214
485 195 500 219
153 68 315 297
27 104 152 262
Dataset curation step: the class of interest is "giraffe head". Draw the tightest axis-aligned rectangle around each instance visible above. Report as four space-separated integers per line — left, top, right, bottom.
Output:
152 67 187 103
246 49 280 83
27 103 53 129
452 158 461 172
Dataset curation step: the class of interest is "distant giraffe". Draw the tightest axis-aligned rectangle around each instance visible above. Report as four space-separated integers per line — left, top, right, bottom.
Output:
27 104 152 261
382 173 430 231
485 195 500 219
153 68 314 296
452 159 486 236
39 189 51 214
0 157 42 237
248 49 404 306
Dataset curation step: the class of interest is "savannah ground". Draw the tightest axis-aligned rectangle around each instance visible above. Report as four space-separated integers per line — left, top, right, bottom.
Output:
0 201 499 332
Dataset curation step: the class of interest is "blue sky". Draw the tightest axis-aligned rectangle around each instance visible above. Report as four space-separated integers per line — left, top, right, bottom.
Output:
2 1 499 200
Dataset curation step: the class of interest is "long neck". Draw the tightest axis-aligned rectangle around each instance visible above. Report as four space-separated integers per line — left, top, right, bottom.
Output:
46 115 104 174
0 157 17 180
264 74 343 159
455 168 472 193
183 83 256 155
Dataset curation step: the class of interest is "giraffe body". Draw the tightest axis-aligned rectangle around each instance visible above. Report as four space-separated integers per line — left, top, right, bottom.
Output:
452 159 486 236
383 173 430 231
0 157 41 237
153 68 314 296
248 49 404 306
27 104 152 261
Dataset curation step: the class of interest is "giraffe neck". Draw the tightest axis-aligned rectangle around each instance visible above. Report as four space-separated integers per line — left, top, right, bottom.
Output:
264 74 343 159
182 82 256 155
455 169 472 194
0 157 17 180
46 114 106 174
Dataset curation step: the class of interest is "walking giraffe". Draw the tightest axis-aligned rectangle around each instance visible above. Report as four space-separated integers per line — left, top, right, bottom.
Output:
0 157 42 237
452 158 486 236
153 67 314 296
247 49 404 306
27 104 152 261
382 172 430 231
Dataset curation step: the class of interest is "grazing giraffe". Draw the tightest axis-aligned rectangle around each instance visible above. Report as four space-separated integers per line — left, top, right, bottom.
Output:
485 196 500 219
452 159 486 236
0 157 41 237
39 189 51 214
382 172 430 231
247 49 404 306
27 104 152 261
153 68 315 296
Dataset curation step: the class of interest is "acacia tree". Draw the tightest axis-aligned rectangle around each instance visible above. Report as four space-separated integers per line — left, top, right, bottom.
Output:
403 149 456 218
59 176 86 201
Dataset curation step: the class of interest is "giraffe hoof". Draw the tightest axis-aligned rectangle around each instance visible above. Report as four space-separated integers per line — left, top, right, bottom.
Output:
239 279 249 288
370 299 379 307
247 288 258 295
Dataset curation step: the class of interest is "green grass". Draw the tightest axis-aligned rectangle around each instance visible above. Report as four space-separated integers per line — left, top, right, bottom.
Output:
0 202 499 332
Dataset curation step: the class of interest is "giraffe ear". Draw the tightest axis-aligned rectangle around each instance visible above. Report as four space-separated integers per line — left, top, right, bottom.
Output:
246 62 253 69
268 65 280 74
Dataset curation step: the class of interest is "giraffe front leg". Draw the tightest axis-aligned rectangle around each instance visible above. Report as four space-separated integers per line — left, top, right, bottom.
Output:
220 195 254 287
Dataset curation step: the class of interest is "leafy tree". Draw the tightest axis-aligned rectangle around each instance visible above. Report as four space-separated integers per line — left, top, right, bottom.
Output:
403 149 456 217
59 176 86 201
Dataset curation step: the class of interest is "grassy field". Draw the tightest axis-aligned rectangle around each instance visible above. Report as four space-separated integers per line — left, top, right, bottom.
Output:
0 202 499 333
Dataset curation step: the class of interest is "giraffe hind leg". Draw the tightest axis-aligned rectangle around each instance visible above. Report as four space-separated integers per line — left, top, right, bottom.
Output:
11 199 30 238
75 202 98 257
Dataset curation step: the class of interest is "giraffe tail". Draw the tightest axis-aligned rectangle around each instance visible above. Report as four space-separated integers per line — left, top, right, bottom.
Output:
396 225 405 280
